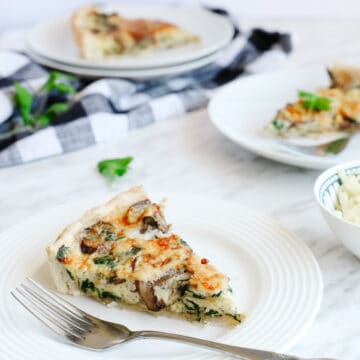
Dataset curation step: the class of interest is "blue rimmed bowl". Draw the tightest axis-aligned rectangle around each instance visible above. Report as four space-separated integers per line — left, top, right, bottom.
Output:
314 161 360 259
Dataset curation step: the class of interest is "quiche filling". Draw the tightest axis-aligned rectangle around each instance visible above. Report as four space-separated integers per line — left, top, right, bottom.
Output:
47 187 243 324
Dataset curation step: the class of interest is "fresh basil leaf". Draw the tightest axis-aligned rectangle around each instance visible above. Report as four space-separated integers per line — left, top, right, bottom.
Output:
98 157 134 181
33 114 51 126
41 71 76 95
50 70 76 81
44 102 69 117
52 82 76 95
298 90 332 111
14 82 34 126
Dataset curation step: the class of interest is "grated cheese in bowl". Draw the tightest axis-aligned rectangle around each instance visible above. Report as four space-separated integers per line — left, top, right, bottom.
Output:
336 169 360 224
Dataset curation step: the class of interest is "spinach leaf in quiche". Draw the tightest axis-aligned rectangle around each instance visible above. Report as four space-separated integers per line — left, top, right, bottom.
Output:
93 255 116 268
100 291 121 301
81 279 96 293
56 245 70 262
205 309 221 316
211 291 223 298
126 246 142 257
185 289 206 299
272 118 284 130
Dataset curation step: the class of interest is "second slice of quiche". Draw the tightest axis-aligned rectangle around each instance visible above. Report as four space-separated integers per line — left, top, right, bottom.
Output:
47 186 243 324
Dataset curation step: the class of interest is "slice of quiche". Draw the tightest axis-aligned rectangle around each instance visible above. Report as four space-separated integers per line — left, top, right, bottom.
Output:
266 65 360 138
46 186 243 324
71 5 200 60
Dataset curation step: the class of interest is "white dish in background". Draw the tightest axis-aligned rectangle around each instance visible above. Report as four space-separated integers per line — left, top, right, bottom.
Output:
27 5 233 70
27 47 220 79
314 161 360 258
1 194 322 359
208 65 360 170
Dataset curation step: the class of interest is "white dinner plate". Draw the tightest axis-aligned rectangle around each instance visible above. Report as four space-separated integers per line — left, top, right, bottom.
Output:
27 5 233 70
208 65 360 170
0 194 322 359
27 47 220 80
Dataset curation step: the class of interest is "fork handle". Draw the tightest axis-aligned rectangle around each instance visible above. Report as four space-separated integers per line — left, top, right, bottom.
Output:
135 330 296 360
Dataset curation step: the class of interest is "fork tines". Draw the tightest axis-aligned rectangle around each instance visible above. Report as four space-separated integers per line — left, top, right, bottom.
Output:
11 278 95 341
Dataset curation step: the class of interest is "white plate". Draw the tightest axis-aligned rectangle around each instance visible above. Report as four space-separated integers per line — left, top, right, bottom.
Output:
208 65 360 170
27 48 219 80
0 195 322 359
27 5 233 70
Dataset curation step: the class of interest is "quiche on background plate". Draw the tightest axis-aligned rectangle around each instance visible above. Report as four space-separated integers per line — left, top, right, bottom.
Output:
47 186 243 325
71 5 200 60
266 64 360 138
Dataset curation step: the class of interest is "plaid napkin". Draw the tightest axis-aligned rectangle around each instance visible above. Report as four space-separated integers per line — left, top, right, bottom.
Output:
0 8 292 167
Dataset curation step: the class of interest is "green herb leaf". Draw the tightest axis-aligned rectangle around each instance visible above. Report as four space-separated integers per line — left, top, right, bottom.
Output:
66 269 74 280
324 137 349 154
211 291 222 298
93 255 116 268
272 118 284 130
81 279 95 293
41 71 76 95
231 313 243 323
33 114 51 126
185 289 206 299
205 309 220 316
14 82 34 126
100 291 121 300
98 157 134 182
180 238 191 248
44 102 69 117
298 90 332 111
126 246 142 257
56 245 70 262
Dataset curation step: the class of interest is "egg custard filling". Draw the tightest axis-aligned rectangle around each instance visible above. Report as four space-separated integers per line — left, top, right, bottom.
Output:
47 186 243 325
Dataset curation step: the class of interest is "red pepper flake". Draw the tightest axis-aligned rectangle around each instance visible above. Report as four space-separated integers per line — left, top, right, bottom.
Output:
157 237 171 248
159 257 172 267
201 258 209 265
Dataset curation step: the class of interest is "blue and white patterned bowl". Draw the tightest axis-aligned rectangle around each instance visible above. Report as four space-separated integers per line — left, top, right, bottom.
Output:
314 161 360 258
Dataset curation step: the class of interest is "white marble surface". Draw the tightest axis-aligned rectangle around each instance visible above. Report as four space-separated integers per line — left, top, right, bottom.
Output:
1 18 360 360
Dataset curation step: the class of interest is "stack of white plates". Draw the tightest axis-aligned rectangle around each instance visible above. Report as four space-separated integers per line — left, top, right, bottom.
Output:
26 5 234 79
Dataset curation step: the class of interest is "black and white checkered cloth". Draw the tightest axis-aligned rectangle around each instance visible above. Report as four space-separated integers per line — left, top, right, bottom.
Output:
0 9 292 167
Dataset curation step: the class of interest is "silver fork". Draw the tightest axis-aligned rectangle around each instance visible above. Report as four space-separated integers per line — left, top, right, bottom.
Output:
11 278 335 360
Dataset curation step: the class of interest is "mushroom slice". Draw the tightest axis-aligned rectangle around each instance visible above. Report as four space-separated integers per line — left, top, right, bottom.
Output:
80 221 116 254
140 208 169 234
126 199 151 224
135 280 165 311
136 270 189 312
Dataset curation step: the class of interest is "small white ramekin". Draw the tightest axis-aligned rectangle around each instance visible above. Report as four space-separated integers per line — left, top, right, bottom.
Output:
314 161 360 259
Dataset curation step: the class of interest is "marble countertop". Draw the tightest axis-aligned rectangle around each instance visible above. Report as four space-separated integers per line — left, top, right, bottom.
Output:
1 17 359 360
